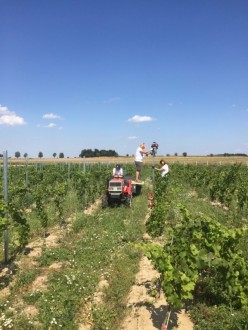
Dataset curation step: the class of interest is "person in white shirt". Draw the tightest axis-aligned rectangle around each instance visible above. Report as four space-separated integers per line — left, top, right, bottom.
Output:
113 164 124 177
155 159 169 177
134 143 151 182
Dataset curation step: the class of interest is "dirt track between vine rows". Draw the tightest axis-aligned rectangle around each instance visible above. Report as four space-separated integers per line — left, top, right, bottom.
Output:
0 199 193 330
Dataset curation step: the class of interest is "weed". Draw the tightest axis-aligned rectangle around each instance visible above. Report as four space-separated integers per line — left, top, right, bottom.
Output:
38 247 72 266
23 289 43 304
11 268 39 291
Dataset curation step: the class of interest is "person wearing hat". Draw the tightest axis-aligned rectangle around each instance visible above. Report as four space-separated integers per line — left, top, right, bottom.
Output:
134 143 151 182
113 164 124 177
155 159 169 177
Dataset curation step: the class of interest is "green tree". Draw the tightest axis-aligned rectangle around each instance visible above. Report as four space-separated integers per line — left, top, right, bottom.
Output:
53 153 57 158
24 153 28 158
15 151 21 159
79 149 118 157
38 152 43 158
94 149 100 157
59 153 64 158
182 152 187 157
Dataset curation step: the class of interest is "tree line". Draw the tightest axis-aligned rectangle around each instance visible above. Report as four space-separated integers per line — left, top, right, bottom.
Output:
1 151 247 159
79 149 118 157
208 153 248 157
0 149 119 159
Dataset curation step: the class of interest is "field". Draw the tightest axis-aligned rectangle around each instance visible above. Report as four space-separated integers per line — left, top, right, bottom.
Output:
6 155 248 166
0 161 248 329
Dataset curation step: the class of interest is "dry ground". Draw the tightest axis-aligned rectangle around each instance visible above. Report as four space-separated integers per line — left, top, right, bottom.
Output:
6 155 248 166
120 256 193 330
1 198 193 330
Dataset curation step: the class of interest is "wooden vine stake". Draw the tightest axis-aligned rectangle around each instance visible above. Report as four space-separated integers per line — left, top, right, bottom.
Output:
161 304 172 330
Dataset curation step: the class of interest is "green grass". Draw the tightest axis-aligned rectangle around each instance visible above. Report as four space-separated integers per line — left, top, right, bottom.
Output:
11 268 40 291
0 180 149 329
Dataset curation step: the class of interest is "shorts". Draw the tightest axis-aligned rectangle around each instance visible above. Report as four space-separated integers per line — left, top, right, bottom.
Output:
135 161 143 172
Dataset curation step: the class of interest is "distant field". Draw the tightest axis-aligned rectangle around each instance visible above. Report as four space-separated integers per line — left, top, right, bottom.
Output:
4 155 248 166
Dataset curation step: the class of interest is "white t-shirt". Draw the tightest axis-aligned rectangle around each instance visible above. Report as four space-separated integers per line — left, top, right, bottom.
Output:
113 168 123 176
161 164 169 177
135 147 144 162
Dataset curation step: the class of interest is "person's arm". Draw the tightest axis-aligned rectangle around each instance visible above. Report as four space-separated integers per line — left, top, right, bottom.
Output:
155 164 169 174
155 167 163 172
141 149 151 156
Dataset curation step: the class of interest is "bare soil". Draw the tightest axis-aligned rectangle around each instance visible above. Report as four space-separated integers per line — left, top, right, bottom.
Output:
120 255 193 330
1 199 193 330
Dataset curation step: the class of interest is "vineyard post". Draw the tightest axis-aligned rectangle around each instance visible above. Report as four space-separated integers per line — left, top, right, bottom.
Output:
83 156 86 174
25 157 29 187
150 142 159 191
152 154 155 190
162 304 172 330
67 162 71 183
3 151 9 264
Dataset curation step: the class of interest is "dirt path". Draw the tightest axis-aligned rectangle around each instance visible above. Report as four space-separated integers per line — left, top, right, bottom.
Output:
120 256 193 330
1 198 193 330
120 206 193 330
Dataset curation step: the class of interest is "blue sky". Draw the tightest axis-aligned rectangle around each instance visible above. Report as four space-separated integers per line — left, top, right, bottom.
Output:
1 0 248 158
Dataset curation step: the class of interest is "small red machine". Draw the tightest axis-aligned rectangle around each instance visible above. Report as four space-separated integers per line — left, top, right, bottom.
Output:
102 176 133 207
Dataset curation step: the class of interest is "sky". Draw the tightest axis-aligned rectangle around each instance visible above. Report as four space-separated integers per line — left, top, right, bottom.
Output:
1 0 248 158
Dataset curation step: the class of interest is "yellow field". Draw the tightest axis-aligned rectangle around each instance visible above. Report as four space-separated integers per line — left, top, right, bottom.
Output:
5 155 248 166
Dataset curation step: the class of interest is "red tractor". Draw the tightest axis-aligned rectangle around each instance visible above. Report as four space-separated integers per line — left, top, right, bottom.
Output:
102 176 133 207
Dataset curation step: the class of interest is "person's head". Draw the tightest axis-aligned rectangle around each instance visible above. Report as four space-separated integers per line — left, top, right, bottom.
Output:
140 143 146 149
160 159 166 165
116 164 120 170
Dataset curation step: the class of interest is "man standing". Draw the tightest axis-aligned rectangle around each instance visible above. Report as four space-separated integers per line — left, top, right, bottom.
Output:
134 143 151 182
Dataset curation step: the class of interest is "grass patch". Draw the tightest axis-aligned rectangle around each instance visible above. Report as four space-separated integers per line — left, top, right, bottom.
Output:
0 181 149 329
38 247 72 267
92 245 141 329
11 268 40 291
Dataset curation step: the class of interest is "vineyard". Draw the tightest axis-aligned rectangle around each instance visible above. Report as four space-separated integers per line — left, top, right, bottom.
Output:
144 162 248 329
0 160 248 329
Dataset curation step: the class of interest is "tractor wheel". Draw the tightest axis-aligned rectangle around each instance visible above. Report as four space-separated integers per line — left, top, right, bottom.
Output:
135 184 142 195
102 195 109 208
125 196 132 207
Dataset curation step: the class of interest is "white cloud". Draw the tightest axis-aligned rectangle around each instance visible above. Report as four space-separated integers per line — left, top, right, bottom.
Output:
128 136 138 140
46 123 56 128
37 122 57 128
43 113 63 120
0 105 26 126
128 115 155 123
